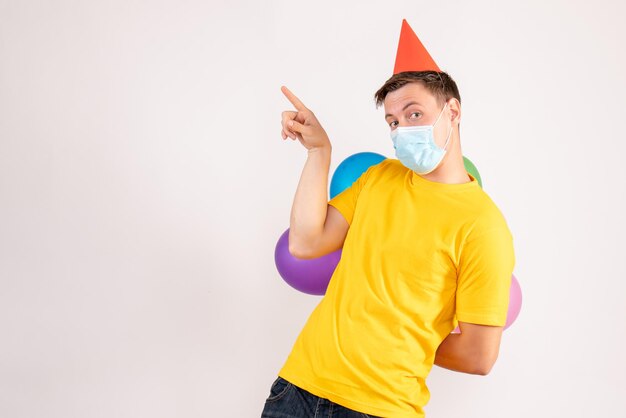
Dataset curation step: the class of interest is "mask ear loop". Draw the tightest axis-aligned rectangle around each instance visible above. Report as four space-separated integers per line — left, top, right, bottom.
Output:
435 73 454 151
433 101 448 126
441 117 453 151
436 101 454 151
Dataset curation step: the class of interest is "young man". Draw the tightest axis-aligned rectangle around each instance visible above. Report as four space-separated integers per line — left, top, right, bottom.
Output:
262 22 515 418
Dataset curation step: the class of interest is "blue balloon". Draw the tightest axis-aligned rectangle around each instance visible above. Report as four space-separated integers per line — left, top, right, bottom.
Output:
330 152 387 199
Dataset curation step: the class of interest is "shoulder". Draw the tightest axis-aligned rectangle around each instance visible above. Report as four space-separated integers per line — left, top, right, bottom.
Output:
365 158 404 180
380 158 404 172
357 157 396 183
463 190 513 243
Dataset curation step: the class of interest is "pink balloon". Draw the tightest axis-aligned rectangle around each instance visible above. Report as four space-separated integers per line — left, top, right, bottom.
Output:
452 274 522 333
504 274 522 330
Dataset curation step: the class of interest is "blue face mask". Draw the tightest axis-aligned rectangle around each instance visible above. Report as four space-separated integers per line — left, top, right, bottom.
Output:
390 102 453 175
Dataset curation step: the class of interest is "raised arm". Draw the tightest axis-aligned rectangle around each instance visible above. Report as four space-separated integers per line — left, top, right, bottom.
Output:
280 86 349 259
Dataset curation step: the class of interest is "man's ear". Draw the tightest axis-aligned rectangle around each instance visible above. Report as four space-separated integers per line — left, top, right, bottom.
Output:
448 98 461 126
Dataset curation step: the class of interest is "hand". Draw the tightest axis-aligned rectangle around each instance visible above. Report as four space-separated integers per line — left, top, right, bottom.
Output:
280 86 331 151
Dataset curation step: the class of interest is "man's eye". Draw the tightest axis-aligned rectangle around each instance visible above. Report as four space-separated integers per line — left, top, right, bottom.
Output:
409 112 421 119
389 121 398 128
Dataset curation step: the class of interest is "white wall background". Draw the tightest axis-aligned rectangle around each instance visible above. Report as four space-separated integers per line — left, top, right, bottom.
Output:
1 0 625 417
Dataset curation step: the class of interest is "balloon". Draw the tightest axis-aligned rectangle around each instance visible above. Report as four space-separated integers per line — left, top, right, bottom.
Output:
463 156 482 188
452 274 522 333
504 274 523 330
274 228 341 295
330 152 387 199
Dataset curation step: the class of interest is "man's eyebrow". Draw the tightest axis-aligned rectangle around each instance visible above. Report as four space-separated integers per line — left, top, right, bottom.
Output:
384 101 423 119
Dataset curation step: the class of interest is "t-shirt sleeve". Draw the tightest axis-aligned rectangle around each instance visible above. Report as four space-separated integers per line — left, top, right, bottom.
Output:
456 226 516 326
327 161 382 225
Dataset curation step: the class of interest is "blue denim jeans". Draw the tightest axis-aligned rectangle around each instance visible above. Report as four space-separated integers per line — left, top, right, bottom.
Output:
261 376 380 418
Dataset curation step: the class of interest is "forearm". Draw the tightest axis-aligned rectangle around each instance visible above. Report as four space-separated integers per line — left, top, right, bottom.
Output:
434 332 492 375
289 145 332 255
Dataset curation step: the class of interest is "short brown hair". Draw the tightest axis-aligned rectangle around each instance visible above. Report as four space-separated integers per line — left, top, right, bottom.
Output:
374 71 461 108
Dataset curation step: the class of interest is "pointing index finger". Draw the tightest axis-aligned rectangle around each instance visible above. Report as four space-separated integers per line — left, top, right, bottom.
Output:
281 86 307 111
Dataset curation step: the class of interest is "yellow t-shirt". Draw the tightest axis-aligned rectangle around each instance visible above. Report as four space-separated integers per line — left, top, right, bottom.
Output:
278 158 515 417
